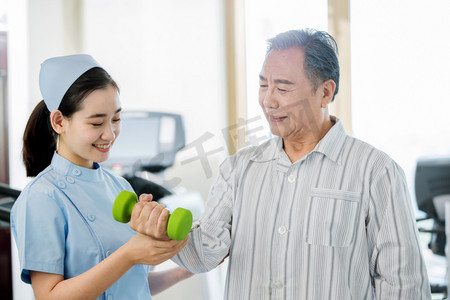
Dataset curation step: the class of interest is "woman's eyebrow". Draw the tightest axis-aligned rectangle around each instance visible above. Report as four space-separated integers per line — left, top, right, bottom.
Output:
86 108 122 119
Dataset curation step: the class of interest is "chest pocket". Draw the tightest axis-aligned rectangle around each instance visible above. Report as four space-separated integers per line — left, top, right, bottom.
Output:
303 188 361 247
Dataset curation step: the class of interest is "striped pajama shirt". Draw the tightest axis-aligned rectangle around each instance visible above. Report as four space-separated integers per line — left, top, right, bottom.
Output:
173 117 431 299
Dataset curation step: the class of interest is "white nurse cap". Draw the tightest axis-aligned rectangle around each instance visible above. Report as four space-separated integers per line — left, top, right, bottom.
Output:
39 54 102 112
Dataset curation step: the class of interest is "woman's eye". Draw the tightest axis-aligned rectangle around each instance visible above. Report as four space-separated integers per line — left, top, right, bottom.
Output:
91 123 102 127
113 118 121 122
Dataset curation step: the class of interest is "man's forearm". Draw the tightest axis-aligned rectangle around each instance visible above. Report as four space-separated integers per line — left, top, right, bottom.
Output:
172 222 230 273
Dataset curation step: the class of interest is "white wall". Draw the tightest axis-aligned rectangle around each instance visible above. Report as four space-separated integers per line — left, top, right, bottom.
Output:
82 0 228 201
8 0 82 189
7 0 29 191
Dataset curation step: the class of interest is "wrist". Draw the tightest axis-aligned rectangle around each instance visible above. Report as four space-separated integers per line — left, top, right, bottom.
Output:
117 241 136 268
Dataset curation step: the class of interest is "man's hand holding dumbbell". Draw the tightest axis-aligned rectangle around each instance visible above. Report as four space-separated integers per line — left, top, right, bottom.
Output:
113 190 193 241
130 193 171 240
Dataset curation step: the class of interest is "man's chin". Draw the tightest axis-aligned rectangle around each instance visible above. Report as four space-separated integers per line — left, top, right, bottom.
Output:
269 125 288 138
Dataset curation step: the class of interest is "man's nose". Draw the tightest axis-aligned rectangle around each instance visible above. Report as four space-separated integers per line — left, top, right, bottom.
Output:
262 86 278 109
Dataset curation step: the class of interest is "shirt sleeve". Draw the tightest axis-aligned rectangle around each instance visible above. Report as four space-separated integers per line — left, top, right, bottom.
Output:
367 161 431 299
11 186 67 284
172 157 234 273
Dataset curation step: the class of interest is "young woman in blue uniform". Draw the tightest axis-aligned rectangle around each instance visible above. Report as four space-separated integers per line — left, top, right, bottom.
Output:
10 54 192 299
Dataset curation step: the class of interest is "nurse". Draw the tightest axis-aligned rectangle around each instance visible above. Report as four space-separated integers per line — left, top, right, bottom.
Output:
10 54 192 299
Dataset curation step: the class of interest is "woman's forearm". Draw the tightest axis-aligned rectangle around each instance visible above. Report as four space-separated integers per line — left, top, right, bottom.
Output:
31 243 134 300
31 233 187 300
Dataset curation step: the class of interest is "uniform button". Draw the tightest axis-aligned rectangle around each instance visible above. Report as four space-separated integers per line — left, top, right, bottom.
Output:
288 174 296 183
87 214 96 222
106 250 111 257
57 181 66 189
107 295 113 300
275 281 284 289
66 176 75 184
72 169 81 176
278 226 288 235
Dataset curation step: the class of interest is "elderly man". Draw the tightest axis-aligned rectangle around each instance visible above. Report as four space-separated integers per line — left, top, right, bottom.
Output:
133 28 431 299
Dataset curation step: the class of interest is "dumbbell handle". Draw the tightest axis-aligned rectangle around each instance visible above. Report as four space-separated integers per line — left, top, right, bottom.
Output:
112 190 192 241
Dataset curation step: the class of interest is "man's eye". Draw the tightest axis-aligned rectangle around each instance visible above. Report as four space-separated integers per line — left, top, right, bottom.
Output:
278 88 287 92
113 118 121 122
91 123 102 127
259 84 268 88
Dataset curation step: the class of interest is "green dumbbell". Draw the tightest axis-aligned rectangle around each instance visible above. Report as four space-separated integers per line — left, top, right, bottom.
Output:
113 190 193 241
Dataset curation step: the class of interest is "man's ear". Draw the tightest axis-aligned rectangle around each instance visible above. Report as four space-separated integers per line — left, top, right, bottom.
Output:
50 110 65 134
320 79 336 108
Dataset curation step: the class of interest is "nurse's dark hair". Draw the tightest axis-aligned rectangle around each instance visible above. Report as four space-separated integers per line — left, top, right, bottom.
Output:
22 67 119 177
266 28 340 101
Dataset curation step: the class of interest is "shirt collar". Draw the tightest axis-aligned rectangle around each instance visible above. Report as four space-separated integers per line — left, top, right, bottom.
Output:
51 152 104 182
250 116 347 165
249 137 281 162
313 116 347 164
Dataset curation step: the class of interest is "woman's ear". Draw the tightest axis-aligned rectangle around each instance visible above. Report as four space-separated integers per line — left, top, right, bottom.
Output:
50 110 65 134
320 79 336 108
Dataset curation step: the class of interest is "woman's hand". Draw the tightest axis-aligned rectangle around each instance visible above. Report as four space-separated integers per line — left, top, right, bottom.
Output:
125 233 188 266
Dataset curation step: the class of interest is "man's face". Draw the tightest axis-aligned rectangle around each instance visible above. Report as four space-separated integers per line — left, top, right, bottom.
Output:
259 47 323 141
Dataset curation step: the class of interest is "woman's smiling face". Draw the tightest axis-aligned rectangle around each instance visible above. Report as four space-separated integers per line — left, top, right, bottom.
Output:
56 84 122 169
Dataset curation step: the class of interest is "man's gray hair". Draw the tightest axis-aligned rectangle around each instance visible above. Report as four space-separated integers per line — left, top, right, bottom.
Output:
266 28 340 102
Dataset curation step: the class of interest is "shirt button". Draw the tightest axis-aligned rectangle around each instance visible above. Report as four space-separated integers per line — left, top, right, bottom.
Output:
107 295 113 300
106 250 111 257
66 176 75 184
57 181 66 189
87 214 96 222
275 281 284 289
288 174 296 183
278 226 288 235
72 169 81 176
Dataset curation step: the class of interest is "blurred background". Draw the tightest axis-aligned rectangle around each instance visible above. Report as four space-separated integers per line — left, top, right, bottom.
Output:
1 0 450 299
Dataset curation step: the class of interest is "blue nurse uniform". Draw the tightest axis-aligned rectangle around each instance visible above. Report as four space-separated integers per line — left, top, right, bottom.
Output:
11 153 151 300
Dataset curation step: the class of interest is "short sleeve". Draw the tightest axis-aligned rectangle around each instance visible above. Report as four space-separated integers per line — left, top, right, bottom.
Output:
11 186 67 284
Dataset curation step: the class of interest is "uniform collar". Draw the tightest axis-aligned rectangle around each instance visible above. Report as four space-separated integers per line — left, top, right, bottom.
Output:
250 116 347 165
50 152 104 182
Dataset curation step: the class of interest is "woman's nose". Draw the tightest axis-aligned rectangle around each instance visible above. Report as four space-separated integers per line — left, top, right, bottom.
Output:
102 123 116 140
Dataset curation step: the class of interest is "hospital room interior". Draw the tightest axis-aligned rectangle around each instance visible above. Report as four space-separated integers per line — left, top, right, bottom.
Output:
0 0 449 299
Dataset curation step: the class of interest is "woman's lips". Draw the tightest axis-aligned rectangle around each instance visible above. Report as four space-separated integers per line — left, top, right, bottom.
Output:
93 143 111 152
